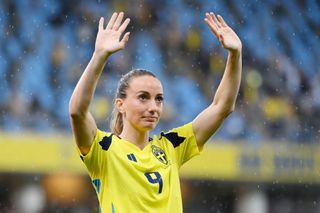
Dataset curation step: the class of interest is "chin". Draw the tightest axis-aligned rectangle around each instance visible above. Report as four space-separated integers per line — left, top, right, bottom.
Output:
141 122 158 131
144 124 156 130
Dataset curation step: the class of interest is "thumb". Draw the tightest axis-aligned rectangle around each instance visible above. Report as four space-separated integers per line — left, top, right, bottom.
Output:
219 34 227 48
120 32 130 48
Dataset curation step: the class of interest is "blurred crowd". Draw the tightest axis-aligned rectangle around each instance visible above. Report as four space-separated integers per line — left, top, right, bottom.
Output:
0 0 319 143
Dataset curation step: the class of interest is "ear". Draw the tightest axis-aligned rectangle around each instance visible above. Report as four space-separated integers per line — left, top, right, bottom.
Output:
115 98 125 113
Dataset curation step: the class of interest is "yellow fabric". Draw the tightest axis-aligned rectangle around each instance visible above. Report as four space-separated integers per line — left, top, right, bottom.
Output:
79 122 200 213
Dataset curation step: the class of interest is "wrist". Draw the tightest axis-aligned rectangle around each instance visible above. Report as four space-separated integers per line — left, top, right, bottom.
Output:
228 47 242 57
93 50 111 62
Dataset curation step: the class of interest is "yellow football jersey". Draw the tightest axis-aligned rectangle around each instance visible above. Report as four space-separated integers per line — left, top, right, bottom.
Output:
79 122 200 213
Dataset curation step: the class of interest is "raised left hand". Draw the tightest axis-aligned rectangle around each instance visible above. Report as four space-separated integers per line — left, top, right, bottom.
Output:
205 12 242 52
94 12 131 58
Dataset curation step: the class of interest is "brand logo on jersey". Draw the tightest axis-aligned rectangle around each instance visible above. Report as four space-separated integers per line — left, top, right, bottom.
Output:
127 153 137 162
151 145 168 165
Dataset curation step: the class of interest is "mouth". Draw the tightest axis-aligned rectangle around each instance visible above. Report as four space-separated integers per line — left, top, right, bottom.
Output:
142 116 158 122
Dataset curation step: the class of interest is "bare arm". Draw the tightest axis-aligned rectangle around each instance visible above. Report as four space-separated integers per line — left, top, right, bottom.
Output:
69 12 130 155
192 12 242 149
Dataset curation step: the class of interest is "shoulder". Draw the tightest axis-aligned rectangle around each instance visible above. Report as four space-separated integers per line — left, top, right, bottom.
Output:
154 122 194 148
93 129 114 151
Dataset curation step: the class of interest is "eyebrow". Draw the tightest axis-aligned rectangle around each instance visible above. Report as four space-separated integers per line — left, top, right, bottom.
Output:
137 90 163 96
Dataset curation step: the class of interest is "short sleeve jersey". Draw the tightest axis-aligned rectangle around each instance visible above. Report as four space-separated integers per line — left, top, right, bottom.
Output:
79 122 200 213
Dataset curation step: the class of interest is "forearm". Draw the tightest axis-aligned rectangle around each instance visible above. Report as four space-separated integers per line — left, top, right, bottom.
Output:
212 49 242 113
69 52 108 116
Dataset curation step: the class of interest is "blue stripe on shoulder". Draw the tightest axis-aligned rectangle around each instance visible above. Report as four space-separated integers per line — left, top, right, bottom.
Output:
99 134 113 151
112 203 115 213
92 179 101 194
161 132 186 148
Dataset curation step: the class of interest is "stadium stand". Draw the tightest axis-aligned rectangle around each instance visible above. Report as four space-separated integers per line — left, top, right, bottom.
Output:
0 0 319 143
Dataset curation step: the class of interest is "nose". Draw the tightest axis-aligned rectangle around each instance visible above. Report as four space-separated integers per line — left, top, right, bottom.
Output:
148 100 161 114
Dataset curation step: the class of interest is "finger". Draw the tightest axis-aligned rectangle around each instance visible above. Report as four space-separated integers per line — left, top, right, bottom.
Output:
120 32 130 48
217 15 228 27
210 12 221 28
113 12 124 30
98 17 104 31
205 13 216 27
106 12 118 29
207 13 222 33
205 13 218 31
204 17 218 37
118 18 130 33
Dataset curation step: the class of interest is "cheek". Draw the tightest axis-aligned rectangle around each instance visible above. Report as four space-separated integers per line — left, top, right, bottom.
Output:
125 100 145 115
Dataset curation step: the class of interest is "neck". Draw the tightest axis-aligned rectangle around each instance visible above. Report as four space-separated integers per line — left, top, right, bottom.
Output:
119 124 150 150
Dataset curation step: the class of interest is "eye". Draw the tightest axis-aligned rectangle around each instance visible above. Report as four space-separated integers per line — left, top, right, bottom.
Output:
156 96 164 103
138 94 148 101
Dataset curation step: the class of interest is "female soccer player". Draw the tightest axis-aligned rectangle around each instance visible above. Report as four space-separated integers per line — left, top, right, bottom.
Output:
69 11 242 212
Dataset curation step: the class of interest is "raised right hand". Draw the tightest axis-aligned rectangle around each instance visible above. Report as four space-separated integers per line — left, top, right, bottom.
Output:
95 12 131 58
204 12 241 52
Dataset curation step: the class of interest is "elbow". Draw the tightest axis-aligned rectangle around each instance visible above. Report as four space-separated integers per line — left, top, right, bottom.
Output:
213 97 237 117
69 108 80 119
228 105 235 114
217 103 235 119
69 100 85 119
68 100 77 117
223 107 234 118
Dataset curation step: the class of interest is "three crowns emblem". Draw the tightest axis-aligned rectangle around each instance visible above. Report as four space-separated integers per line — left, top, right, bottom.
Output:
151 145 168 165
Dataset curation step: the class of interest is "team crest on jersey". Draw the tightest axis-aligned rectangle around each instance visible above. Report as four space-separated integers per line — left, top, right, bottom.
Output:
151 145 168 165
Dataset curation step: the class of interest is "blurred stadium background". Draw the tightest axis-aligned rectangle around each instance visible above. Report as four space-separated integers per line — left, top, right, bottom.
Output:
1 0 320 212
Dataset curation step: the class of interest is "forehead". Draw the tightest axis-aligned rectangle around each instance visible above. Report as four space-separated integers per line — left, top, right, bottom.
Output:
127 75 163 94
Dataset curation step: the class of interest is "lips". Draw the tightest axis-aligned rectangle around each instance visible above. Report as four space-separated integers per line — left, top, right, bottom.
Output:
142 116 158 122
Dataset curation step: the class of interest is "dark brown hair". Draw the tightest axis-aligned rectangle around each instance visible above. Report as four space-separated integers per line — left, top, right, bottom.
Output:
110 69 157 135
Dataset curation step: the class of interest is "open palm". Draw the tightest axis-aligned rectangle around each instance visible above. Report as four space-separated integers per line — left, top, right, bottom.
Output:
95 12 131 57
205 12 242 51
